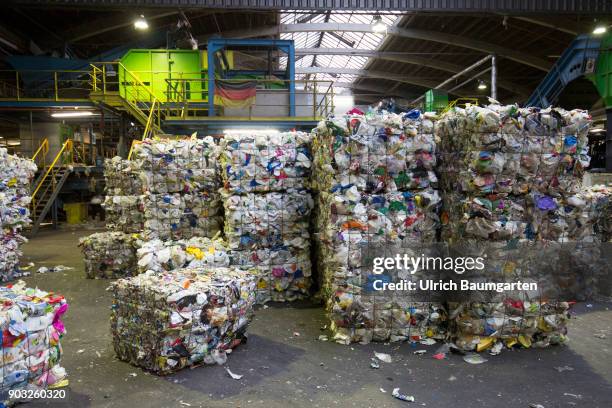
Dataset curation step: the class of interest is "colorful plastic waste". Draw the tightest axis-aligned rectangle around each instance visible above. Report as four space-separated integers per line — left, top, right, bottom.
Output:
220 131 312 194
102 195 144 233
0 148 37 281
0 280 68 404
142 192 222 241
136 236 230 273
109 267 256 375
436 103 597 353
78 232 138 279
312 111 446 344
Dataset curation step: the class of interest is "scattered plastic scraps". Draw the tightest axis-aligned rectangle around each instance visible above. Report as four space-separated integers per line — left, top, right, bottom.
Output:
225 367 243 380
0 281 69 404
36 265 74 274
0 148 37 281
79 232 138 279
463 353 488 364
370 359 380 369
529 404 545 408
554 365 574 372
136 236 229 273
392 388 415 403
109 267 256 375
220 131 313 194
374 352 393 363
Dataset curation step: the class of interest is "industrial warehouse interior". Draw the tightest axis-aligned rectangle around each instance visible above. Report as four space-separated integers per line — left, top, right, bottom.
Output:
0 1 611 407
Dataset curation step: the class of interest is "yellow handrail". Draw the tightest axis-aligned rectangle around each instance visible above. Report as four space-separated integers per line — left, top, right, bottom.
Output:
127 139 142 161
31 139 73 210
31 138 49 162
441 98 479 115
142 99 158 140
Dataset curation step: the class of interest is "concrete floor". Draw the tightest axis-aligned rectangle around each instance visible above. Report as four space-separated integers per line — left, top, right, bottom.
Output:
18 228 612 408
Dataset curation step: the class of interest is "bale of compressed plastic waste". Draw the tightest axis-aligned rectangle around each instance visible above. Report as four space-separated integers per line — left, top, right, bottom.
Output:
222 189 313 250
135 236 230 273
220 131 312 194
109 267 256 375
436 104 591 197
104 157 142 196
311 111 438 194
312 110 446 344
229 245 312 304
0 148 37 281
132 137 219 194
78 231 138 279
436 103 596 353
0 281 69 404
142 192 222 241
102 195 144 233
220 131 314 304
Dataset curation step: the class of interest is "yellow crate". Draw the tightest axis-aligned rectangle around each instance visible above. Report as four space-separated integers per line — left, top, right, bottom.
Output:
64 202 88 224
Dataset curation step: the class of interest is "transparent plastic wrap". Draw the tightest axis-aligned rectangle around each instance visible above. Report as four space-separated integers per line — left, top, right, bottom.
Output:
220 131 313 193
143 192 222 241
102 195 144 233
136 237 230 273
0 281 68 404
78 232 138 279
109 267 256 375
132 137 219 194
223 189 313 250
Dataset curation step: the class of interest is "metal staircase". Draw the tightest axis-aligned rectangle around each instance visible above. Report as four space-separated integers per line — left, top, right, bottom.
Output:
90 62 165 138
30 139 75 236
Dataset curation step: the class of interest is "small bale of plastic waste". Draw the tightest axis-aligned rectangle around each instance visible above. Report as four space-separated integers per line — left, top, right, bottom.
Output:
79 232 138 279
109 267 256 375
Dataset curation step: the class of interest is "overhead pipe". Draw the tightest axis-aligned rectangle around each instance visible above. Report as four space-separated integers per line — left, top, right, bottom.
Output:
411 54 492 104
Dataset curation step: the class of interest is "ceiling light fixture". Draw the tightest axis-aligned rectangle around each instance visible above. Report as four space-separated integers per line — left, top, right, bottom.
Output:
477 80 487 90
593 25 607 35
51 111 96 118
134 15 149 30
372 15 387 33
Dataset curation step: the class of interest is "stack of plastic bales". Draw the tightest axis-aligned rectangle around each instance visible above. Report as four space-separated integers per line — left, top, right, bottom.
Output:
220 131 314 304
80 158 141 279
436 103 593 352
109 267 256 374
79 232 138 279
312 110 446 344
102 156 144 233
0 281 68 403
135 236 230 273
132 138 222 241
0 148 37 281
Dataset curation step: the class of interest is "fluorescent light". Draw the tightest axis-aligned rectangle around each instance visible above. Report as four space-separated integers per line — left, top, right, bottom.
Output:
134 15 149 30
593 25 607 35
477 80 487 90
223 129 280 135
371 15 387 33
51 111 95 118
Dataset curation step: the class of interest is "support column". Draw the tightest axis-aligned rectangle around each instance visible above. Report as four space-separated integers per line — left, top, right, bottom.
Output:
491 54 498 100
606 108 612 172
